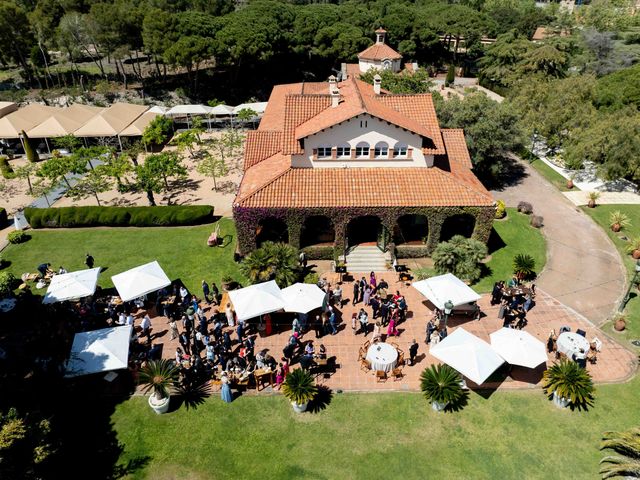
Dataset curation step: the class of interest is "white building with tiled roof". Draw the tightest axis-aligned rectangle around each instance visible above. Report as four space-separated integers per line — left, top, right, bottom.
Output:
358 28 403 73
234 34 494 262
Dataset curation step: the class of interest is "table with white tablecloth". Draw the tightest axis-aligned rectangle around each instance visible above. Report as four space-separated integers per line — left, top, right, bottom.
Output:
365 343 398 372
556 332 590 359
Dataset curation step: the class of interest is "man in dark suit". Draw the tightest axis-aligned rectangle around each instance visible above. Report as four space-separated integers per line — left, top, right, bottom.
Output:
409 339 419 366
352 281 360 305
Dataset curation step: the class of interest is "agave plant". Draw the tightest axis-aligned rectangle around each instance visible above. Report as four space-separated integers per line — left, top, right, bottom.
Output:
625 237 640 259
420 364 465 410
599 427 640 479
281 368 318 406
138 359 179 402
513 254 536 280
542 359 595 408
588 191 601 208
609 211 631 232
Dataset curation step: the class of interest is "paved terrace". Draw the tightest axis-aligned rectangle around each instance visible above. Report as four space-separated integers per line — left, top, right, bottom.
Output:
151 274 637 393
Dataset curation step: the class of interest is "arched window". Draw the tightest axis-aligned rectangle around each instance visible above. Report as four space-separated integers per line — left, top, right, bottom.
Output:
355 142 369 158
394 143 408 158
336 144 350 158
382 59 392 70
374 142 389 158
317 145 332 158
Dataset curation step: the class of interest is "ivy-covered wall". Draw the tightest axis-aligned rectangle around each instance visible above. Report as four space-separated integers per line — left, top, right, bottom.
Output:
233 205 494 257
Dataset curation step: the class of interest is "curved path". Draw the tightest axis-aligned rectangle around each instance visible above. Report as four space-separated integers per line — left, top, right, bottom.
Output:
492 159 626 325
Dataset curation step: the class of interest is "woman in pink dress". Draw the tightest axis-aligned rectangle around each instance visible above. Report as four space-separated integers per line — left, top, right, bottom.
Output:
275 363 285 389
387 317 398 337
369 271 377 290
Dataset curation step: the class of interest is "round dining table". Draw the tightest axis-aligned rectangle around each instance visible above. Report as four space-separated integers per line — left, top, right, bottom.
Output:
0 298 17 313
366 343 398 372
556 332 590 359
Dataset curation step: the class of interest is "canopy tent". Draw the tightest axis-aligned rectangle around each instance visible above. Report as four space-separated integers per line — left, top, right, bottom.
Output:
0 102 18 119
0 104 56 139
120 111 160 137
43 267 101 304
111 261 171 302
26 105 103 138
148 105 169 114
166 104 213 116
233 102 267 115
209 104 235 116
412 273 481 310
489 328 548 369
430 327 504 385
74 103 148 137
228 280 285 321
65 325 132 377
281 282 326 313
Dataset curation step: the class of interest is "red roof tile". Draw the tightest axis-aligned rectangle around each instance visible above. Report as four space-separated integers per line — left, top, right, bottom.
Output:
236 167 494 208
358 43 402 61
243 130 282 169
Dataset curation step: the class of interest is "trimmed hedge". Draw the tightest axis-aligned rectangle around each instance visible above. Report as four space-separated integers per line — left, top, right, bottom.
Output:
301 245 335 260
396 245 430 258
0 208 7 227
25 205 215 229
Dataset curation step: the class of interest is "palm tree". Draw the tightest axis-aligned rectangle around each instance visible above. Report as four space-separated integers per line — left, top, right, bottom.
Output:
139 359 179 404
513 253 536 280
281 368 318 412
420 364 465 412
542 359 595 409
240 241 299 288
600 427 640 479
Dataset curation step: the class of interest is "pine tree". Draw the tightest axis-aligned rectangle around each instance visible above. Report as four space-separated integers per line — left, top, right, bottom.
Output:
21 130 39 163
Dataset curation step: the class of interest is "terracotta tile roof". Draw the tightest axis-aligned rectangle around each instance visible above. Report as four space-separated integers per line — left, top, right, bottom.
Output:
258 83 303 132
441 129 472 169
282 94 332 155
358 43 402 61
236 152 291 201
243 130 282 169
235 167 493 208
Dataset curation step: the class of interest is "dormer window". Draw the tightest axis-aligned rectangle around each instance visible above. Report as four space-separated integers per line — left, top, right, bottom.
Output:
317 146 332 158
355 142 369 158
394 143 408 158
374 142 389 158
337 144 350 158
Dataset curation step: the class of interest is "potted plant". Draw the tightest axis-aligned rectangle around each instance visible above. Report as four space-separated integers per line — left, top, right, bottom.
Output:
139 359 179 414
281 368 318 413
335 260 347 273
542 359 595 409
513 254 536 281
609 211 631 233
625 237 640 259
566 176 574 189
613 313 627 332
587 191 600 208
221 275 234 291
420 364 465 412
495 200 507 219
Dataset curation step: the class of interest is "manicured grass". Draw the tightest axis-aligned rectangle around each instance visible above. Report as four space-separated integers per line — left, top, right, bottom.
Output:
112 375 640 479
474 208 546 293
1 219 245 294
529 158 576 192
582 204 640 345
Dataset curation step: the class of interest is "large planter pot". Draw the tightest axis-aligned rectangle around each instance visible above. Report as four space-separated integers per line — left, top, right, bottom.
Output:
588 200 596 208
566 179 574 189
552 391 570 409
431 400 448 412
632 250 640 260
614 318 626 331
291 401 308 413
148 394 171 414
611 223 621 232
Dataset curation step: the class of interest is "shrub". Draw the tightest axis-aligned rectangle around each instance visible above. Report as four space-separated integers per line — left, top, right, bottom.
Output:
7 231 29 244
420 364 466 410
530 215 544 228
517 201 533 214
0 207 7 227
301 245 334 260
542 359 595 409
303 272 319 285
395 245 430 258
0 271 17 297
21 130 39 163
513 253 536 279
445 64 455 87
495 200 506 219
432 235 488 283
413 267 434 280
609 211 631 232
24 206 214 228
281 368 318 405
0 156 15 179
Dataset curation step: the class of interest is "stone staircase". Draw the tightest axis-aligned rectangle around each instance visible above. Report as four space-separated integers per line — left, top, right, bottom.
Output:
345 245 391 272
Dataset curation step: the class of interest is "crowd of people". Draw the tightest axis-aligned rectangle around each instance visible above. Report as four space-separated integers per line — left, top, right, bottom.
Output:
491 277 535 330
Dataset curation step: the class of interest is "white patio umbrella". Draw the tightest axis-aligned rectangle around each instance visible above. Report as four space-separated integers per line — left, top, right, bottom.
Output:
43 267 101 304
490 328 548 369
227 280 285 321
280 283 326 313
65 325 132 377
111 261 171 302
430 327 505 385
412 273 481 310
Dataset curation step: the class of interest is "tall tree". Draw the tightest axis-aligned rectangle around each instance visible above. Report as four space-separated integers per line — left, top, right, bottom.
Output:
0 2 35 84
144 152 187 190
66 166 112 206
196 151 228 191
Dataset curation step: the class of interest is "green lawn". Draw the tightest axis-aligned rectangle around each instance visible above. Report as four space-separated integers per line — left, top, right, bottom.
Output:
112 375 640 479
474 208 546 292
1 219 245 294
583 204 640 344
529 158 576 192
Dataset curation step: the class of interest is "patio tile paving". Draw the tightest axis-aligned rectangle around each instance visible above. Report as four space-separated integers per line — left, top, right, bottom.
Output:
150 272 637 393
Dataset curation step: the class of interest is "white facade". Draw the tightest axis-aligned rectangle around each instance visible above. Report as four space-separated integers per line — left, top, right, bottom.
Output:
292 114 434 169
358 58 402 74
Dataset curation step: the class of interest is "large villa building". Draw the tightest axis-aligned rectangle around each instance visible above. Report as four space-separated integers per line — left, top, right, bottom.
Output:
233 29 494 264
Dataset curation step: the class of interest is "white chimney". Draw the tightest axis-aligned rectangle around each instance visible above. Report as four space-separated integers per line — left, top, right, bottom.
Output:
373 74 382 95
329 75 340 107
